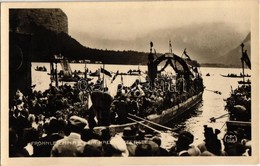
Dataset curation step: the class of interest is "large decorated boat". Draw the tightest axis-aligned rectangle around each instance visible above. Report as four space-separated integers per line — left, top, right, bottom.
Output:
92 42 204 134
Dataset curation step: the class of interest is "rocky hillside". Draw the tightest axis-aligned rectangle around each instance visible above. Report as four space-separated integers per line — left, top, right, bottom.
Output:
9 9 149 64
9 9 68 34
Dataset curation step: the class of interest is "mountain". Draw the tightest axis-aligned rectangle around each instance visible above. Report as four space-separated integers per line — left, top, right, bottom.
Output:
27 20 249 66
29 25 149 64
77 22 248 65
216 32 251 67
141 22 247 64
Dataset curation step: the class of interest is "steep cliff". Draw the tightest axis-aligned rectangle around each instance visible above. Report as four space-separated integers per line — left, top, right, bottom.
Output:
9 9 68 34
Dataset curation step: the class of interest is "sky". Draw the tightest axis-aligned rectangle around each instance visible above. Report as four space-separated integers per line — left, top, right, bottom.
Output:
60 1 251 54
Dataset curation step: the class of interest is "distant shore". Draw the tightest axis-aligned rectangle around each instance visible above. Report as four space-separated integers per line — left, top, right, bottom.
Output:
32 61 245 69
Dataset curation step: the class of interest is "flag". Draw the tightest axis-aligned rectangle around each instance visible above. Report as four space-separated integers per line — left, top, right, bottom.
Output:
101 68 112 77
111 70 119 83
183 48 191 60
242 50 251 69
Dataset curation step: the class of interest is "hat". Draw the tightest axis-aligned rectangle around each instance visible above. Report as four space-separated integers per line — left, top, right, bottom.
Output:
178 131 194 145
69 116 89 129
147 140 160 155
117 84 123 90
87 139 103 149
110 135 129 157
188 146 201 156
137 129 146 140
234 105 246 113
101 128 111 141
151 136 162 146
134 90 141 98
122 127 138 140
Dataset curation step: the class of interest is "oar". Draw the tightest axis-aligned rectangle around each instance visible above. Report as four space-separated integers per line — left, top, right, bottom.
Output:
210 113 229 122
205 89 222 95
128 113 176 131
127 117 161 134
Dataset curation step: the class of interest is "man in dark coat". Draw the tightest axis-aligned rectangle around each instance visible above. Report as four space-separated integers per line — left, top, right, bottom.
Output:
33 118 65 157
51 116 88 157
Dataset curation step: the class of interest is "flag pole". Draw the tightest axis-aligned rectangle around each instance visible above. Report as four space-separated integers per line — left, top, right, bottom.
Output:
103 63 105 90
241 43 245 83
169 40 172 53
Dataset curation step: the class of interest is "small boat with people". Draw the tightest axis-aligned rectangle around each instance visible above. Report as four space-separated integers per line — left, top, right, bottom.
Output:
35 66 47 72
224 84 251 139
92 42 204 134
49 55 95 83
220 73 250 78
223 43 251 153
238 79 251 85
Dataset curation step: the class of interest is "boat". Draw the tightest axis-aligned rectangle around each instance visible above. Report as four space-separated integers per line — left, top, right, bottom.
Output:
238 79 251 85
220 74 251 78
127 69 142 76
50 55 90 83
35 66 47 72
93 43 204 135
224 43 251 141
116 72 141 76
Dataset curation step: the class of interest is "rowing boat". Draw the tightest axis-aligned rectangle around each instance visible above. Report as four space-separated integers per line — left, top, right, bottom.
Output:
220 74 251 78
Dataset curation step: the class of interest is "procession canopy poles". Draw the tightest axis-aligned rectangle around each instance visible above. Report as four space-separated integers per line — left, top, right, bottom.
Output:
147 42 194 90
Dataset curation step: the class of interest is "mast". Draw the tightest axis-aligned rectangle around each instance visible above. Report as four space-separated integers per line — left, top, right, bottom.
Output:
84 60 87 79
241 43 245 83
55 61 58 87
103 63 105 90
50 58 54 85
169 40 172 53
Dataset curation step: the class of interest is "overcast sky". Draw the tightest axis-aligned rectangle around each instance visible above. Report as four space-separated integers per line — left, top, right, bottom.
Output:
61 1 251 53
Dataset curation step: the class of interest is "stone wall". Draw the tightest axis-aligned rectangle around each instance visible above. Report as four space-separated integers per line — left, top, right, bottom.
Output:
9 9 68 34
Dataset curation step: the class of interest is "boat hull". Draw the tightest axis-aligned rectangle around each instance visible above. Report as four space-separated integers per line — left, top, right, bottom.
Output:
226 120 251 139
93 91 203 135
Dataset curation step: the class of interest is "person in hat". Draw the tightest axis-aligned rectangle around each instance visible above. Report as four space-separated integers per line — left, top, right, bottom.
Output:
151 136 169 156
135 143 153 156
51 116 88 157
33 118 65 157
169 131 200 156
122 127 138 156
82 139 103 157
109 135 129 157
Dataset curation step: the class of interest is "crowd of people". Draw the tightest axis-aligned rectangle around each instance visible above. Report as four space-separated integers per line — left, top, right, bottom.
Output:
110 74 204 124
225 84 251 122
9 111 252 157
